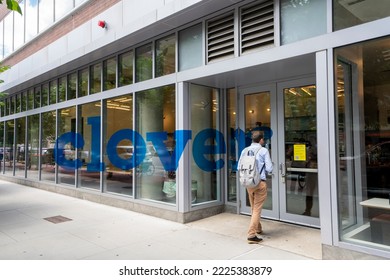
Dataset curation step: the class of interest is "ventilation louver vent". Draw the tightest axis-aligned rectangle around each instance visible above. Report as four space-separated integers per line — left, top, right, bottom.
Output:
207 12 235 63
241 1 274 54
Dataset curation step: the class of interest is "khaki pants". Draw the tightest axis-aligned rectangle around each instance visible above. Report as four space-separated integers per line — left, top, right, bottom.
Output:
247 181 267 238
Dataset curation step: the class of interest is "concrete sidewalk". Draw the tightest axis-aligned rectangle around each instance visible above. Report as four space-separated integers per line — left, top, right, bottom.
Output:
0 180 321 260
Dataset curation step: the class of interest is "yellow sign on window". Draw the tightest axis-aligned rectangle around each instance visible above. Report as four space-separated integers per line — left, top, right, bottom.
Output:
293 144 306 161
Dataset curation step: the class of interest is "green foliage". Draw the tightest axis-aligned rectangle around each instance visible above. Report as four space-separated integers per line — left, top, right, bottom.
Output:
1 0 22 14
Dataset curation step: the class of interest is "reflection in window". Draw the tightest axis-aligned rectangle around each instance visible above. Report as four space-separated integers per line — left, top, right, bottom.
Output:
3 13 13 57
333 0 390 31
14 1 25 50
34 86 41 108
15 117 26 177
67 72 77 100
104 94 133 196
39 0 54 32
103 57 117 91
90 63 102 94
41 84 48 107
58 106 76 186
78 101 101 190
27 114 40 180
136 44 152 82
190 84 221 204
179 24 202 71
155 34 176 77
227 88 237 202
41 110 56 182
4 120 14 174
49 80 57 105
119 51 133 86
55 0 73 20
335 37 390 250
280 0 326 44
78 67 89 97
136 85 176 203
58 77 66 103
25 0 38 41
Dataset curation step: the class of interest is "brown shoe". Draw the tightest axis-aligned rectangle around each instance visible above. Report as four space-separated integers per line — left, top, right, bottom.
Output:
247 236 263 244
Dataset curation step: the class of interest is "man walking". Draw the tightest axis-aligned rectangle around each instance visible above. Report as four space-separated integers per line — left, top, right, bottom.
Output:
238 130 273 244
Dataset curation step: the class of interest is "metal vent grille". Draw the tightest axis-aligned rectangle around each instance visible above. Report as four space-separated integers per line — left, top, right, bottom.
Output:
240 1 274 54
207 12 235 63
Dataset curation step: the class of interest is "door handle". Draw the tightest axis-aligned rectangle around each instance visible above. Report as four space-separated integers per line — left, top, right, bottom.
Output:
280 163 286 177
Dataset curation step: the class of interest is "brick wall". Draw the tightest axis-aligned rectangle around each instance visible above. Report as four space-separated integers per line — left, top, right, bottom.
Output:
2 0 121 67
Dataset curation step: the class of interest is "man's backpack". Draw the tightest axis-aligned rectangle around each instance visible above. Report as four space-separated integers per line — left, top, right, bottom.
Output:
239 147 264 188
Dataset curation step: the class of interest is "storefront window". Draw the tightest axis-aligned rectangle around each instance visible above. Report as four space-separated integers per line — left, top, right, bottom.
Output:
155 34 176 77
78 67 88 97
41 111 56 182
190 84 221 204
135 44 152 82
333 0 390 31
58 106 76 186
67 72 77 100
280 0 326 44
0 122 3 171
49 80 57 105
179 24 202 71
104 94 133 196
227 88 237 202
3 120 13 174
90 63 102 94
34 86 41 108
335 37 390 250
135 85 176 203
14 117 26 177
27 89 34 110
103 57 117 91
58 77 66 103
27 114 40 180
78 102 101 190
118 51 133 86
41 84 48 107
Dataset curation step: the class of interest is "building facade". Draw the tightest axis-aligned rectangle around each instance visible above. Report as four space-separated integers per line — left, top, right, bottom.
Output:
0 0 389 259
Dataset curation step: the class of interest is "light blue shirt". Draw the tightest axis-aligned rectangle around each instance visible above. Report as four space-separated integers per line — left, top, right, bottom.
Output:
238 143 273 180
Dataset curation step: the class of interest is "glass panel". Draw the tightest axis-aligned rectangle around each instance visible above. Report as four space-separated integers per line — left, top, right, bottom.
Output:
136 85 175 203
21 92 26 112
244 92 272 210
155 34 176 77
90 63 101 94
284 85 318 217
67 72 77 100
26 0 38 41
4 120 14 174
58 76 66 103
54 0 73 21
38 0 54 32
227 88 237 202
10 96 15 115
280 0 326 45
15 94 21 113
41 83 49 107
103 57 116 91
0 122 3 172
104 94 133 196
3 13 13 57
49 80 57 105
14 1 25 50
78 101 101 190
78 67 88 97
118 51 133 86
179 24 202 71
335 37 390 250
135 44 152 82
15 117 26 177
58 106 76 185
27 89 34 110
27 114 40 180
41 110 56 182
333 0 390 31
190 84 221 204
34 86 41 108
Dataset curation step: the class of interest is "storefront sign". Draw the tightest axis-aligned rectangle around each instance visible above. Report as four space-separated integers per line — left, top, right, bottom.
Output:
55 116 271 172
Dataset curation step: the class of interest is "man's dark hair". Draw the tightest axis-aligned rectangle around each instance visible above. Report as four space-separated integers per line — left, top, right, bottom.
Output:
251 130 264 143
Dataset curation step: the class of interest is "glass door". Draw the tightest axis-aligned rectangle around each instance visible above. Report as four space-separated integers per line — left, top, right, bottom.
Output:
277 79 319 227
239 78 320 227
239 84 279 220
